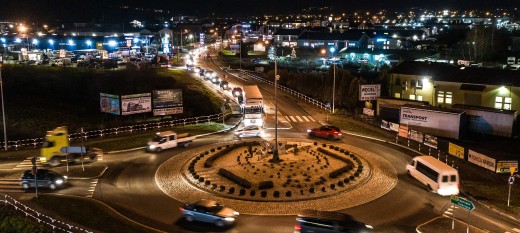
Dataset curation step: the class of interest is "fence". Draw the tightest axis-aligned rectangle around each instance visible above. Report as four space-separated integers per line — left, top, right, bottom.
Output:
1 193 92 233
0 113 223 151
237 70 331 111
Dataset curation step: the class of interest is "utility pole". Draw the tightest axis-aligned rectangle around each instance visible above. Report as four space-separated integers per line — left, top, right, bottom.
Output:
0 65 7 151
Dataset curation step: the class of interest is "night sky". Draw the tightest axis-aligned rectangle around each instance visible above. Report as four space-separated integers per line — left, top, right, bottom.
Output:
2 0 517 23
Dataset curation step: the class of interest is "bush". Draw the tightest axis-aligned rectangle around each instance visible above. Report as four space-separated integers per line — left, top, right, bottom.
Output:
329 145 334 149
274 191 280 198
344 179 350 184
205 141 259 167
219 185 226 192
211 184 217 189
261 191 267 197
309 188 315 193
349 175 355 180
314 142 318 145
354 172 360 177
198 177 204 182
218 168 252 188
322 143 327 147
330 184 336 189
286 191 292 197
205 151 209 155
321 187 326 192
205 180 211 186
338 181 344 187
239 189 246 196
228 187 235 194
258 181 274 190
210 148 216 152
250 190 256 196
193 175 199 179
217 146 222 150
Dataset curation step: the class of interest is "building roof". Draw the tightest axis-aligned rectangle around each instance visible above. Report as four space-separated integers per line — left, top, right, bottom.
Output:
298 30 367 41
390 61 520 87
272 28 304 36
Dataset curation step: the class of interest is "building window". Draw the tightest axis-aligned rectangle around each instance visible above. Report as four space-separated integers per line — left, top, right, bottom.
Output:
417 95 423 101
409 94 416 100
416 79 423 88
496 97 512 109
505 97 512 110
410 80 416 87
437 91 445 103
446 92 453 104
394 93 401 98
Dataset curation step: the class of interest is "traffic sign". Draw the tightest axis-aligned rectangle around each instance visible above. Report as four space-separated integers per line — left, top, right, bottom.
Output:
60 146 86 153
509 176 515 185
511 167 517 176
450 195 475 211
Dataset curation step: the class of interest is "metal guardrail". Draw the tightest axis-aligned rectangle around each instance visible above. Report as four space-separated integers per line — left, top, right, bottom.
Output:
237 70 331 111
1 193 92 232
0 113 224 151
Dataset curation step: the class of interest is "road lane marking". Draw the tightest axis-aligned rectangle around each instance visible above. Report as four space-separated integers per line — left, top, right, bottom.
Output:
295 116 303 122
302 116 310 122
289 116 297 122
308 116 316 122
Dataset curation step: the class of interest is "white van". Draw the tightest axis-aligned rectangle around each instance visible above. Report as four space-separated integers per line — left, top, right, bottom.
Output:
406 155 459 196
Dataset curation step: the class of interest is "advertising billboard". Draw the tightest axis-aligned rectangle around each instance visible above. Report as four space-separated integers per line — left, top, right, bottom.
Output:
468 150 496 172
398 125 409 138
409 129 424 143
423 134 438 149
121 93 152 115
448 142 465 159
152 89 183 116
400 105 465 139
359 84 381 101
496 160 518 174
100 93 120 115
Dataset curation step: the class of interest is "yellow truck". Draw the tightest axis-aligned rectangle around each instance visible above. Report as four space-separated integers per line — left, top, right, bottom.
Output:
40 126 102 166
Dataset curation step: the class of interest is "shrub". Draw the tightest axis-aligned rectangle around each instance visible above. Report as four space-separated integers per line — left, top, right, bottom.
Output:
354 172 360 177
321 187 326 192
250 190 256 196
193 175 199 179
218 168 252 188
344 179 350 184
349 175 355 180
309 188 315 193
338 181 344 187
329 145 334 149
339 149 345 153
261 191 267 197
330 184 336 189
198 177 204 182
286 191 292 197
210 148 215 152
205 151 209 155
239 189 246 196
274 191 280 198
205 180 211 186
258 181 274 190
211 184 217 189
219 185 226 192
329 165 351 178
228 187 235 194
322 143 327 147
314 142 318 145
217 146 222 150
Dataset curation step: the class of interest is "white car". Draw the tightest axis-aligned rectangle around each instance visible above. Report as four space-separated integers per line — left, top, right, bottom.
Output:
234 126 264 138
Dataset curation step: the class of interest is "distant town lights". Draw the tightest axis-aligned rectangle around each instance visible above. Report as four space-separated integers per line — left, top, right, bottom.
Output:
32 39 38 45
0 38 5 43
15 38 21 43
48 39 54 45
86 40 92 46
67 39 75 46
108 40 117 47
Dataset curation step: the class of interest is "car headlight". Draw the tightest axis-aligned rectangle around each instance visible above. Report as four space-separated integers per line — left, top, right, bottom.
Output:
224 217 235 222
55 179 63 185
306 129 312 133
149 145 156 149
63 176 68 179
365 224 373 229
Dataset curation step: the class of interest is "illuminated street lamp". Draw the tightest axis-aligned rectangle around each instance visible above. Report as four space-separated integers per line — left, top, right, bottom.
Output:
330 47 336 113
18 25 29 51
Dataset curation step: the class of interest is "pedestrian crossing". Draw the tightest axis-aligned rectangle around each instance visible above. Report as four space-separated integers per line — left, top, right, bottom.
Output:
506 228 520 233
283 115 317 123
85 179 98 198
15 157 45 170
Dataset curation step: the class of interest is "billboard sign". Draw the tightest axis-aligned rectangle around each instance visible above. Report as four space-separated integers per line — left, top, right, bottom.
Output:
398 125 409 138
496 161 519 174
448 142 465 159
121 93 152 115
423 134 438 149
152 89 183 116
468 150 495 172
359 84 381 101
409 129 424 143
100 93 120 115
400 106 463 139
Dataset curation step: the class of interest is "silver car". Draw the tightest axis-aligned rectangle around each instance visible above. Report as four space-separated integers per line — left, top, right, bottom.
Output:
234 126 264 138
180 199 239 227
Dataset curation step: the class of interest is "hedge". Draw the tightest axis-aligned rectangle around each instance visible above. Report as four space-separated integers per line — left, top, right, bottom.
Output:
258 180 274 190
205 141 259 168
218 168 252 188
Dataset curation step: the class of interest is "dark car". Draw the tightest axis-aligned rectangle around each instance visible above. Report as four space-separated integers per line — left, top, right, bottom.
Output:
295 209 373 233
220 81 230 90
199 68 206 77
307 125 342 140
180 199 239 227
232 87 243 97
20 169 67 190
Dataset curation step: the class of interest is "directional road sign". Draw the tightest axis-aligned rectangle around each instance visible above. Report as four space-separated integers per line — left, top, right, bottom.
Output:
509 176 515 185
450 195 475 211
60 146 86 154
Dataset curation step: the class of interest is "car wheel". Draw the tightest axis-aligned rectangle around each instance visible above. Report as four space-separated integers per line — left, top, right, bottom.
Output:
21 183 30 190
156 147 162 152
49 183 56 190
49 157 61 167
309 133 315 138
215 220 225 227
427 185 433 192
185 215 194 222
183 143 190 148
328 134 334 140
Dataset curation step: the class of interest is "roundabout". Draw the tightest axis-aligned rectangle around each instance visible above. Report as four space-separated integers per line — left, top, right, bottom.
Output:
156 138 398 215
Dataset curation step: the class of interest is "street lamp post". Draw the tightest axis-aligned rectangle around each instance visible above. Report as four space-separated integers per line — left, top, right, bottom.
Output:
239 41 242 70
330 47 336 113
271 59 280 163
0 65 7 151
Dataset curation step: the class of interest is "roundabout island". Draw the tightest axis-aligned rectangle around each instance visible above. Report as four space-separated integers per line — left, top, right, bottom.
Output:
156 138 398 215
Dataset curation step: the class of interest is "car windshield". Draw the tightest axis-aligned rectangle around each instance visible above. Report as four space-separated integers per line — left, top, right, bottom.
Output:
152 136 166 143
207 204 223 213
243 126 258 131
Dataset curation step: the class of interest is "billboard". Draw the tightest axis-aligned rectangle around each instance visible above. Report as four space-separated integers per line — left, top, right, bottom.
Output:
398 125 409 138
448 142 465 159
100 93 120 115
152 89 183 116
496 160 518 174
468 150 495 172
121 93 152 115
423 134 438 149
409 129 424 143
400 105 464 139
359 84 381 101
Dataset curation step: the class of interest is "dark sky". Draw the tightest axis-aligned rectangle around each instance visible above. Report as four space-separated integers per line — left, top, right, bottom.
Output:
2 0 517 23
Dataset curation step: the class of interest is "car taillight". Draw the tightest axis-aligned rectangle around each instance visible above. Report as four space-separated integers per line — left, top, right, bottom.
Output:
294 224 301 232
179 207 185 211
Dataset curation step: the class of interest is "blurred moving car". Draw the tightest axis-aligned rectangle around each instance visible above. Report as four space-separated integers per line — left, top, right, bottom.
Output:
295 209 373 233
234 126 264 138
180 199 239 227
307 125 342 140
220 81 230 90
20 169 67 190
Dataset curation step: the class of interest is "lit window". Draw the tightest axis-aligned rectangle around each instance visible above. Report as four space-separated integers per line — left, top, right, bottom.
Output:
394 93 401 98
410 94 416 100
437 91 445 103
445 92 452 104
416 79 423 88
495 96 503 109
504 97 512 110
417 95 423 101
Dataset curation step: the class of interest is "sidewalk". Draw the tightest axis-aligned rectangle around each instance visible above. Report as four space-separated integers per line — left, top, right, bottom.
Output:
417 217 487 233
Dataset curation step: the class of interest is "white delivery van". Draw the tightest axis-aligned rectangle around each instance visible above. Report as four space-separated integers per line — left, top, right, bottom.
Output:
147 131 195 152
406 155 459 196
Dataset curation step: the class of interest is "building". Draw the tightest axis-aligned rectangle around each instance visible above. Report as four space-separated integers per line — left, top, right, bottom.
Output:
297 30 369 50
389 61 520 111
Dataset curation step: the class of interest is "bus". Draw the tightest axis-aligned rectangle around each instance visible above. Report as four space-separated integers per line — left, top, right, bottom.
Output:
406 155 459 196
242 85 264 127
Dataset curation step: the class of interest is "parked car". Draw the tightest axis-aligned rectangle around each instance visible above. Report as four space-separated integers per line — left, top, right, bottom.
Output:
307 125 342 140
295 209 373 233
220 81 230 90
180 199 239 227
20 169 67 190
234 126 264 138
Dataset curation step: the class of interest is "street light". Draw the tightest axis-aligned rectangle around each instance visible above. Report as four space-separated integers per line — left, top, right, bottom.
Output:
329 47 337 113
271 58 280 163
0 65 7 151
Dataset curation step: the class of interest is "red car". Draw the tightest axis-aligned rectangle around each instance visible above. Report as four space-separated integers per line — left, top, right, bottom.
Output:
307 125 342 140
